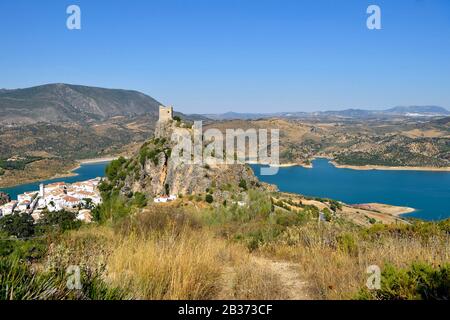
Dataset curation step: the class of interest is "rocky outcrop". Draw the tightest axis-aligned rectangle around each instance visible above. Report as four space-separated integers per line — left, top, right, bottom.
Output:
115 120 264 201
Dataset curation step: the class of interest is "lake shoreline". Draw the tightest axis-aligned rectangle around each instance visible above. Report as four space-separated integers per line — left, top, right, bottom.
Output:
252 158 450 221
330 161 450 172
62 157 118 181
353 203 416 217
0 160 111 201
77 156 119 164
0 157 116 189
271 158 450 172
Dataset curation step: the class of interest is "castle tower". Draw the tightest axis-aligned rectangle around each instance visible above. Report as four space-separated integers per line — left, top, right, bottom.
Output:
159 105 173 122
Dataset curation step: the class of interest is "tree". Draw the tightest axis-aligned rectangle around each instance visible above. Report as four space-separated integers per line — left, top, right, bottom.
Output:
133 192 147 208
165 184 170 196
82 198 94 209
205 194 214 204
239 179 248 190
0 213 35 238
106 157 126 181
322 208 332 222
37 210 81 233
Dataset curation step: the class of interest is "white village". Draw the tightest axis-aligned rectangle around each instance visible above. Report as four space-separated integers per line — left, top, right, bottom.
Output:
0 107 184 223
0 178 102 223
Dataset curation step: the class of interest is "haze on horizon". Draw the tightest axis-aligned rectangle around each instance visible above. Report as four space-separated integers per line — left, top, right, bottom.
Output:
1 0 450 114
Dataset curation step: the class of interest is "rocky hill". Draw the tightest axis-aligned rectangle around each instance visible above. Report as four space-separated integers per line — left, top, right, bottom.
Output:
0 83 162 124
206 118 450 168
101 118 266 202
0 84 208 188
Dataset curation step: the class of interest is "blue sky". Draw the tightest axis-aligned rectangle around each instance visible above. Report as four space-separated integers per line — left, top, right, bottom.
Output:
1 0 449 113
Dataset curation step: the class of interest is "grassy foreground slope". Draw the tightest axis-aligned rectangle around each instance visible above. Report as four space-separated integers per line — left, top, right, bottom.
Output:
1 181 449 300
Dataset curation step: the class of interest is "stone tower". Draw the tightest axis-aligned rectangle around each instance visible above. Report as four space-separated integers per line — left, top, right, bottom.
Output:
159 106 173 122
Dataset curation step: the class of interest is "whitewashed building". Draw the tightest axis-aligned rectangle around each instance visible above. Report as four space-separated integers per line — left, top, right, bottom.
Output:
0 201 18 216
154 195 177 203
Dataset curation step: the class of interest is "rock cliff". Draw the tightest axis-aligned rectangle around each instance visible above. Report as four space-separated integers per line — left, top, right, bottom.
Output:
106 119 269 202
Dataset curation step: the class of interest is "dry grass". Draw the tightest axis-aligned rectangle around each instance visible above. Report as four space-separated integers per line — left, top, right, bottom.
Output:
107 229 228 300
228 260 288 300
45 225 115 274
43 202 449 300
48 209 293 300
260 222 450 299
216 255 290 300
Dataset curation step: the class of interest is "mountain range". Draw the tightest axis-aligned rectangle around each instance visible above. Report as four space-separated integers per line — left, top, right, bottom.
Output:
0 83 163 124
1 84 448 124
202 106 450 121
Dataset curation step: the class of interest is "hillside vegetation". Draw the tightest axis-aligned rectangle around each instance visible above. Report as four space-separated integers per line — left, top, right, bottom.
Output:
207 118 450 168
2 117 449 300
1 181 448 300
2 84 449 189
0 83 161 125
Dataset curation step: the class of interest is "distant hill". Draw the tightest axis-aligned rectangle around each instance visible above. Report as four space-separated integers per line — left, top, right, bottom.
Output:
319 109 375 118
385 106 450 116
204 112 277 120
0 83 163 124
202 106 450 120
204 111 310 120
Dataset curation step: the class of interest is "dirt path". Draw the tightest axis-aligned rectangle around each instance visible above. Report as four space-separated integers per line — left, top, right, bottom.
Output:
218 256 311 300
252 257 311 300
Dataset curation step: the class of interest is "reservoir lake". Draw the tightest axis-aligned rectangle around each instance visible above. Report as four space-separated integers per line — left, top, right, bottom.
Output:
2 159 450 221
252 158 450 221
0 161 110 202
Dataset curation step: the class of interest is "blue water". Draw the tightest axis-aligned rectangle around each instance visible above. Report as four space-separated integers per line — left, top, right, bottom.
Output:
0 162 110 201
252 158 450 221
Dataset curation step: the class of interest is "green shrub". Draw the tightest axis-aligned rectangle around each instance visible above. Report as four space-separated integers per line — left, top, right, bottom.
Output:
165 184 170 196
105 157 127 182
132 192 147 208
239 179 248 190
322 208 332 222
37 210 81 234
93 191 131 223
367 217 377 224
357 263 450 300
0 213 35 238
0 239 14 257
205 194 214 204
242 223 285 251
0 257 125 300
329 200 342 211
7 240 47 262
337 233 358 256
275 210 303 227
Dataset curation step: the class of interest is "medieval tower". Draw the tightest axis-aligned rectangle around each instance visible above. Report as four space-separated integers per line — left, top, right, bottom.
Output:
159 105 173 122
